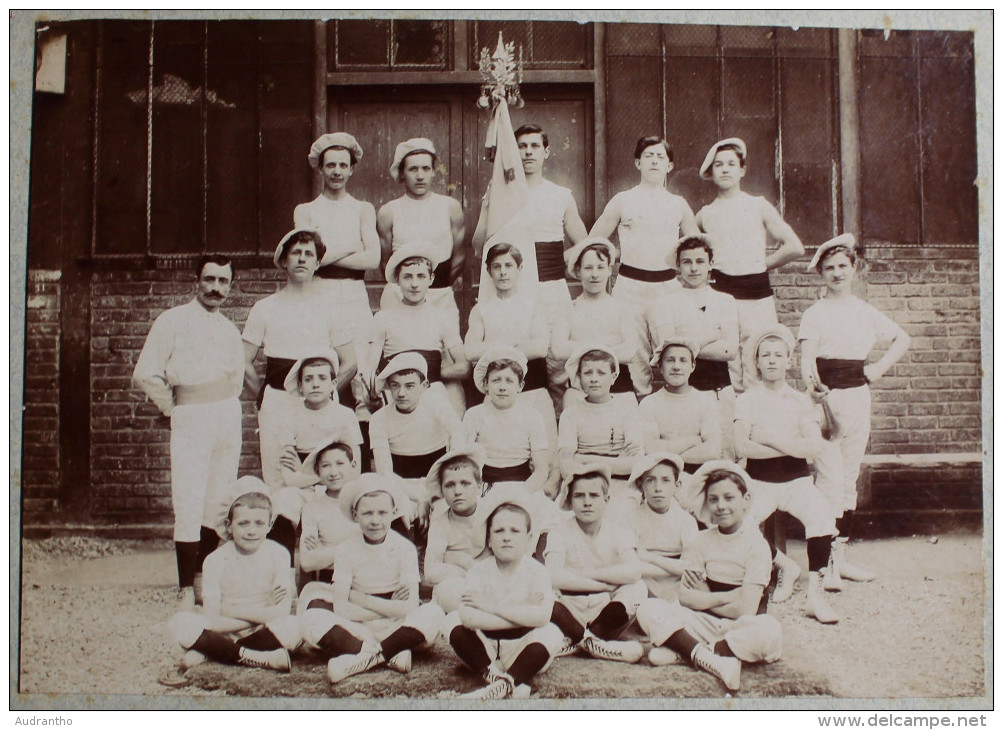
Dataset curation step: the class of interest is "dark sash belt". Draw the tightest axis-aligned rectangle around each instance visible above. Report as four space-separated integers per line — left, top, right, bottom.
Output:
483 626 533 641
710 270 773 301
611 367 633 394
618 263 677 283
391 447 447 480
483 461 533 484
257 356 297 408
317 264 365 281
380 349 443 383
524 357 548 392
536 241 567 282
430 258 453 289
817 358 868 389
706 578 741 593
690 358 732 391
746 455 811 483
684 462 701 475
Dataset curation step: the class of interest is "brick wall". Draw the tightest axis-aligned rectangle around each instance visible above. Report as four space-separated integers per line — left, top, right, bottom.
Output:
20 244 984 528
22 270 62 521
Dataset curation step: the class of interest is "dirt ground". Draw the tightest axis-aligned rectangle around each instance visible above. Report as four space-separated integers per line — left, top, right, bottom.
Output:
15 532 988 705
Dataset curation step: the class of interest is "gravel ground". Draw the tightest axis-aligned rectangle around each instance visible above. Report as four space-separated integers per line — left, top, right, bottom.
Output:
15 533 988 703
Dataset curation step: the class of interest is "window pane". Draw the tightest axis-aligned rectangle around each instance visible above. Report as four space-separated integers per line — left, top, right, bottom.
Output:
662 24 718 56
473 21 529 65
471 20 590 69
858 28 913 57
721 25 774 57
532 21 589 66
394 20 446 67
606 56 662 198
336 19 389 68
776 27 834 58
722 56 774 118
606 23 660 56
780 58 834 165
664 55 721 210
859 56 921 243
94 20 151 255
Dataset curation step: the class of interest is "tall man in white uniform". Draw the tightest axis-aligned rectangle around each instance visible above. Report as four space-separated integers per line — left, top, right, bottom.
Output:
134 255 245 610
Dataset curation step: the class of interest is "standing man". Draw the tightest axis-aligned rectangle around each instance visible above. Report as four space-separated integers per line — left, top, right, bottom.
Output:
134 255 245 610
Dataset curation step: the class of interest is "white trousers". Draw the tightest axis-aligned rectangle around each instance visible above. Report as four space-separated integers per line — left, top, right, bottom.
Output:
168 610 302 651
821 384 872 515
299 598 445 648
637 598 782 664
748 476 837 539
170 398 242 542
559 580 648 627
441 611 564 671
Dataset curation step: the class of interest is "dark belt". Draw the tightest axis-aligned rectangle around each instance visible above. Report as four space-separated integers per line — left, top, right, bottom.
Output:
611 367 633 394
430 258 453 289
483 626 533 641
317 264 365 281
524 357 547 392
391 447 447 480
706 578 741 593
483 461 532 484
746 455 811 483
690 358 731 391
618 263 677 283
684 462 701 475
257 356 297 408
380 349 442 383
817 358 868 389
710 270 773 301
536 241 567 282
561 589 607 597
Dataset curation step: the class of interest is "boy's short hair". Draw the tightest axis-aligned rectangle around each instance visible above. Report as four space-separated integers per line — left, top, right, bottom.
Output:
387 368 427 385
485 502 532 543
579 348 617 374
702 469 749 497
756 334 791 360
817 244 857 271
570 472 610 498
675 236 714 265
633 135 674 163
227 491 272 523
576 242 614 270
716 142 746 167
395 255 434 279
277 229 327 267
298 356 337 383
441 456 484 484
485 358 526 384
485 241 524 268
514 124 548 148
398 149 438 180
313 441 355 474
195 254 235 280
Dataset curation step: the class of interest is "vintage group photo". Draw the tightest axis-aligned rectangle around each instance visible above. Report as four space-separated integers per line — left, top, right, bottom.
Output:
12 10 990 708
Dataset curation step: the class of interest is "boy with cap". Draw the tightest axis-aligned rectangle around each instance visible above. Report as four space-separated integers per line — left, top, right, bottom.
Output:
799 234 910 584
734 324 841 624
295 132 379 351
367 352 465 482
544 464 647 663
636 462 782 692
640 338 722 488
298 474 446 683
557 345 645 507
695 138 805 393
377 138 465 298
627 452 699 601
464 347 553 496
551 237 643 400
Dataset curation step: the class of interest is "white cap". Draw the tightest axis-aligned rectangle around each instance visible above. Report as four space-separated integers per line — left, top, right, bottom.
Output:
699 138 747 179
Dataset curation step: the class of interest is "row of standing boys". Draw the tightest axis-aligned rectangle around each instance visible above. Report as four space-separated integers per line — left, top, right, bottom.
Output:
136 127 910 697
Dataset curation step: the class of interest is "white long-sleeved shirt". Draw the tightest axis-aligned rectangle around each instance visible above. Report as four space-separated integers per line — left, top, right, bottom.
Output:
133 298 244 416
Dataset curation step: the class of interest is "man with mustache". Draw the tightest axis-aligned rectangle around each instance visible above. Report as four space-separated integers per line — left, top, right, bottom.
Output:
135 255 245 611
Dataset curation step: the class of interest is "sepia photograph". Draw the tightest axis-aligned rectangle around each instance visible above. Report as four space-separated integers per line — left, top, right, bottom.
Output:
10 9 992 713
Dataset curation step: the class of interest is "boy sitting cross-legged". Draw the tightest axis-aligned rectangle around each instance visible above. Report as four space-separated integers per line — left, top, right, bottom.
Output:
298 474 445 684
636 461 782 693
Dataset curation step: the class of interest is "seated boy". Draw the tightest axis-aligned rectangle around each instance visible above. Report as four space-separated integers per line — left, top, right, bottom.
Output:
734 324 840 624
269 350 364 561
423 446 490 612
298 474 446 683
627 452 699 601
544 463 647 664
163 492 301 685
636 462 782 693
464 347 553 496
297 441 362 584
557 345 644 507
639 338 722 514
366 242 467 413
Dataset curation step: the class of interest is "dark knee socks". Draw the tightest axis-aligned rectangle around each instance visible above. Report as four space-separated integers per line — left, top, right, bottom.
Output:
380 626 424 660
175 541 201 589
198 526 220 570
588 602 630 640
664 629 699 661
449 625 491 673
267 516 297 567
237 627 283 652
190 630 240 665
550 602 585 644
317 625 364 658
713 639 736 658
807 536 832 573
507 643 550 686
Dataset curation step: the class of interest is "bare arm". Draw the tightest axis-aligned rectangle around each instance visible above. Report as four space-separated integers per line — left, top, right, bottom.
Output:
637 549 688 578
564 198 588 245
761 199 805 271
333 342 357 392
549 307 574 361
423 528 468 586
376 204 395 273
588 196 622 240
679 205 700 238
800 339 823 391
463 306 489 362
680 578 762 620
525 448 550 494
242 341 262 400
471 194 490 261
864 328 911 383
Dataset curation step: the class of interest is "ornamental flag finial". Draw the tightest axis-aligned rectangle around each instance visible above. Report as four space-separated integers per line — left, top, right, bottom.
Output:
477 31 524 111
